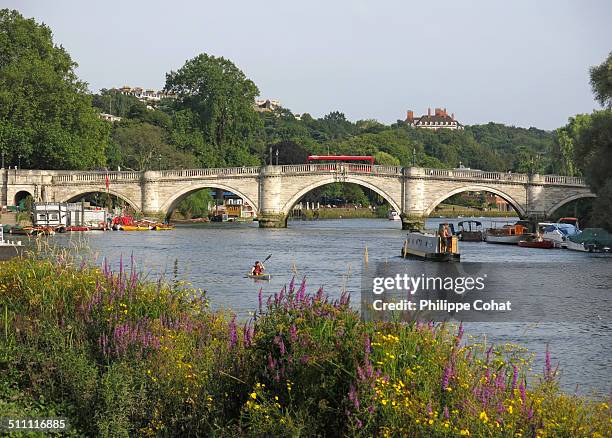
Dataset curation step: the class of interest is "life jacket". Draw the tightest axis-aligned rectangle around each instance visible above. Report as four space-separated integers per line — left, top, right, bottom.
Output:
253 265 262 275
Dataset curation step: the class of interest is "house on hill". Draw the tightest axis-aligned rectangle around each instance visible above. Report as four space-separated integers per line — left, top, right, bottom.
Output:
406 108 463 130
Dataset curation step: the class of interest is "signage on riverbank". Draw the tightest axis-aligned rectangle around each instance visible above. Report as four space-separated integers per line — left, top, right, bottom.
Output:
361 262 611 322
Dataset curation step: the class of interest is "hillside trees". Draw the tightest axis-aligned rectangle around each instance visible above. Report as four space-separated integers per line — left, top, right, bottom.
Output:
0 9 108 169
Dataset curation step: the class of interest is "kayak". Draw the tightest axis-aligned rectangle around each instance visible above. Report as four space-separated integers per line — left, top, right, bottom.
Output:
153 225 175 230
246 273 272 280
122 225 151 231
518 240 555 249
65 226 90 232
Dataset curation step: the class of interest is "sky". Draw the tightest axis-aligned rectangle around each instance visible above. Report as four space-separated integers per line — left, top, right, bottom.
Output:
5 0 612 129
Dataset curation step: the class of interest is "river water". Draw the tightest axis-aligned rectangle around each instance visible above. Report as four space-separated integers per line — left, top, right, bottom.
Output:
49 217 610 397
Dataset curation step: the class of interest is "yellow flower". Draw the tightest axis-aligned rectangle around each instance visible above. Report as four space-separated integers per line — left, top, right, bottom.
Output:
479 411 489 423
507 405 513 414
250 392 257 399
460 429 470 436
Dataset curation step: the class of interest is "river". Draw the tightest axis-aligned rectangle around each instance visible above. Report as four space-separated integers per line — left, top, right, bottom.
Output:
48 217 610 397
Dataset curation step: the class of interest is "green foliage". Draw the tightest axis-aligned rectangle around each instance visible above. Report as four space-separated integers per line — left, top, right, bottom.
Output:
1 258 610 437
0 9 109 170
572 110 612 231
111 121 197 171
589 51 612 108
176 189 213 219
164 53 263 167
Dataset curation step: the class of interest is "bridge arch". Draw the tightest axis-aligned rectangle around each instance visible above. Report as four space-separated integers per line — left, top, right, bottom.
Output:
62 189 140 211
546 193 597 218
14 190 33 207
160 183 259 217
423 185 526 217
281 176 402 215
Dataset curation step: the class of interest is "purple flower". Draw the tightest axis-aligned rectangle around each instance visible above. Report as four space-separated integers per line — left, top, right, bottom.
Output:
290 324 297 343
511 364 519 393
443 406 449 419
442 365 452 390
348 384 360 410
258 288 263 314
364 335 371 356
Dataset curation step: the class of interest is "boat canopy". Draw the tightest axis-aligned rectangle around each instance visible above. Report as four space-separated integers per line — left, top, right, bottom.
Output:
542 223 579 236
458 220 482 226
569 228 612 245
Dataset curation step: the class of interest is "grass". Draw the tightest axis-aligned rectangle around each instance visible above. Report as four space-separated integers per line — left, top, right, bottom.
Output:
0 255 610 437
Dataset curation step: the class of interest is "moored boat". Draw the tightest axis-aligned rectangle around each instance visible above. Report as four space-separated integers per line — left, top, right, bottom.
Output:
121 225 151 231
485 223 529 245
457 220 483 241
65 226 90 232
401 231 460 262
566 228 612 253
539 223 579 248
518 239 555 249
388 210 401 221
0 224 25 260
153 224 175 230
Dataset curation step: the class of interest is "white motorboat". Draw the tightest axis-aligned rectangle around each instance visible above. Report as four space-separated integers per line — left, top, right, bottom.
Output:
388 210 401 221
539 223 579 248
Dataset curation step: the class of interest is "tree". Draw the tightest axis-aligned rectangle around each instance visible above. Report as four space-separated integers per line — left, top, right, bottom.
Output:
112 122 196 171
589 51 612 108
164 54 262 166
571 52 612 231
267 140 309 165
0 9 108 169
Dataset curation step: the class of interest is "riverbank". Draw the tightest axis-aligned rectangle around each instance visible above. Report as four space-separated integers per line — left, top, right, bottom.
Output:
293 207 385 220
1 255 609 437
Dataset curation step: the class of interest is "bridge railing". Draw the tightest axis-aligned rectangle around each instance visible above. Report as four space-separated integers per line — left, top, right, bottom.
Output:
422 168 529 183
543 175 586 185
280 163 402 175
52 171 141 183
158 167 260 178
47 167 587 186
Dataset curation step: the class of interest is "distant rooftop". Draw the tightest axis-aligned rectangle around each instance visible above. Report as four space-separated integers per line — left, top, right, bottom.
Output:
406 107 463 130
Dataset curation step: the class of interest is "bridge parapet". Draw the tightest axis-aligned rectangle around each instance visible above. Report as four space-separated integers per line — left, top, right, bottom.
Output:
542 175 586 186
158 167 260 179
52 171 141 184
422 168 529 183
279 163 402 175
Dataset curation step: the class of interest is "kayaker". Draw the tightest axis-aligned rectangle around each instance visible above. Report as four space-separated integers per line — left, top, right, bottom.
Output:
251 261 265 276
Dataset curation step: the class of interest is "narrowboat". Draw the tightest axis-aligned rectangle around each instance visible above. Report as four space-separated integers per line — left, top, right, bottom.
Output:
400 231 460 262
0 224 25 260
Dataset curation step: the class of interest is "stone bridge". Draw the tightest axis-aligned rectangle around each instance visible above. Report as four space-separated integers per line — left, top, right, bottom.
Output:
0 164 595 228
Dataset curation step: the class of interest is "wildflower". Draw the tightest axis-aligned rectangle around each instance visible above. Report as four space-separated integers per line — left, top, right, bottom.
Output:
250 392 257 400
479 411 489 423
460 429 470 436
